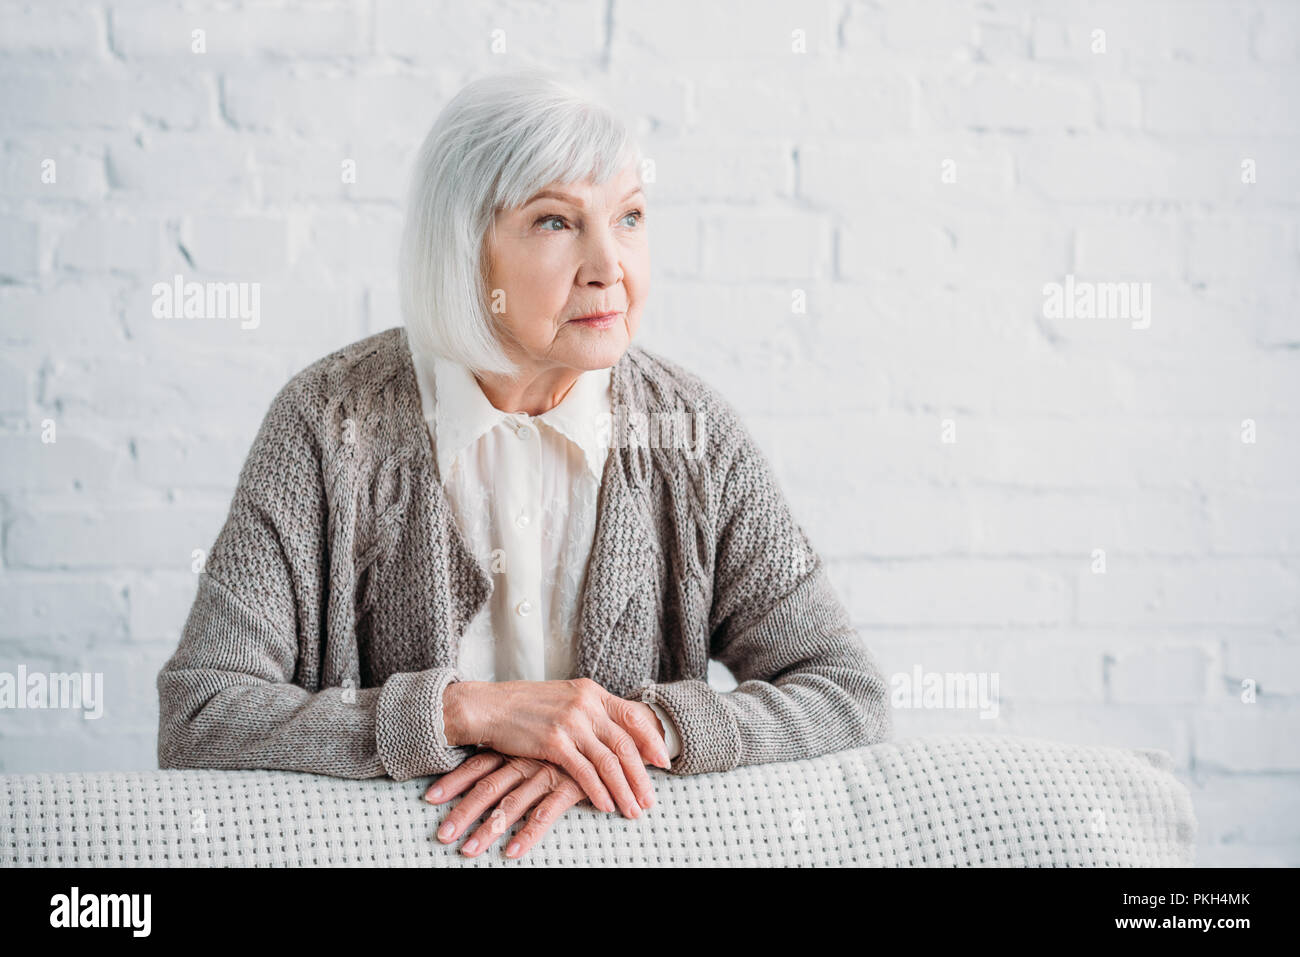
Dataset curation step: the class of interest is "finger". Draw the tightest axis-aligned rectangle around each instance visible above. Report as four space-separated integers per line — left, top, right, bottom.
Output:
594 716 656 812
425 750 504 805
608 697 671 769
435 760 531 844
506 780 584 859
460 766 556 858
551 740 616 815
577 731 642 820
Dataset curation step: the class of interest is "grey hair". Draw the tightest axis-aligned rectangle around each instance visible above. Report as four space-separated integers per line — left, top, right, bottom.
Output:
399 69 643 379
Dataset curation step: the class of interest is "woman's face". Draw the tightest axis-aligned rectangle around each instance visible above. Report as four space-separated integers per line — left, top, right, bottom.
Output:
484 161 648 375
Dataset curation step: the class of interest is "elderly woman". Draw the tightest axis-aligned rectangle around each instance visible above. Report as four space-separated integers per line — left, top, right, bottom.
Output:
156 69 891 860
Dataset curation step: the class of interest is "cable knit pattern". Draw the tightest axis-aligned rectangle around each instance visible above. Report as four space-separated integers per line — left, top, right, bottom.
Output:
156 326 892 782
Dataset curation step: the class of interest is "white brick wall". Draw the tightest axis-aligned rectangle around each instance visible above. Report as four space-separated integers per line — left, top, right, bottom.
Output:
0 0 1296 867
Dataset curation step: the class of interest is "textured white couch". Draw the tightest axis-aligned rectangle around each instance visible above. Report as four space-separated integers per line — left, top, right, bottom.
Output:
0 734 1197 867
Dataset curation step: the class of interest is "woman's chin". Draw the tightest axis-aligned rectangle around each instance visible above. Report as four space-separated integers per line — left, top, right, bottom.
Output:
560 327 631 368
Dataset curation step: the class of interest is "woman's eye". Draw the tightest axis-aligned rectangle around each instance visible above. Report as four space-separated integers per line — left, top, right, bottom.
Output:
535 210 643 231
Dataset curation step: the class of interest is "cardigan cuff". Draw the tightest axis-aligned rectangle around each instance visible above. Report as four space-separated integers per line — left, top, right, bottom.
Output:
375 668 475 782
636 678 741 775
646 701 682 759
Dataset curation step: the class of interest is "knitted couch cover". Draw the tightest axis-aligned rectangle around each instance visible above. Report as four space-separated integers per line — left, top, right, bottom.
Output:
0 733 1197 867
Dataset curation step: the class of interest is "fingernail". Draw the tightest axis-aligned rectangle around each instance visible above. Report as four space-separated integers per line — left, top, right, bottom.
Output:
640 793 653 809
427 786 442 802
601 798 615 813
506 842 521 858
437 821 454 841
462 838 479 855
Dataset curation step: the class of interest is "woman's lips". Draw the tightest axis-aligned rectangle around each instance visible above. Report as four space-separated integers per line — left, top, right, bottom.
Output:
569 311 619 329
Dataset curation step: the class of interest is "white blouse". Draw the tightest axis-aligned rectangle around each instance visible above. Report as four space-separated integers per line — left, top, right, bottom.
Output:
410 347 682 760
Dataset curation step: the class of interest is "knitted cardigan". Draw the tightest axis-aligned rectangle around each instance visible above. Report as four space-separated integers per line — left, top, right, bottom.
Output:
156 327 893 781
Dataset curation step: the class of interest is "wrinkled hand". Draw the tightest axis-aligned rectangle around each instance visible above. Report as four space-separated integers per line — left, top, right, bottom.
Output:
425 749 595 859
442 677 669 819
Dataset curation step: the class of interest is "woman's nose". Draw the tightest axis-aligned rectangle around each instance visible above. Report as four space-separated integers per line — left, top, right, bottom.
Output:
579 227 623 286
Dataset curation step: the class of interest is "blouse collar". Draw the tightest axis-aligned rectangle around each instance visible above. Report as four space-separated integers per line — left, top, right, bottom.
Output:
417 350 612 485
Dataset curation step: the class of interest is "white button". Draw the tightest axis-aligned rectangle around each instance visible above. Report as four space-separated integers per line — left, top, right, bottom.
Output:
517 424 533 440
516 513 530 528
515 599 532 616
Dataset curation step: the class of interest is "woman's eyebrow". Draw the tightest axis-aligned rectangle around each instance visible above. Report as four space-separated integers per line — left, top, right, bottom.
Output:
523 186 645 208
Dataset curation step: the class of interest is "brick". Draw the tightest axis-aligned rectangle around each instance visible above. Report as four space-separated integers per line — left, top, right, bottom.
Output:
0 729 159 773
801 140 1016 209
41 351 282 423
1253 0 1300 61
1186 218 1296 284
1034 285 1255 360
0 282 125 349
296 209 403 285
0 218 40 280
1222 637 1300 695
1191 774 1300 845
0 68 208 130
1107 642 1212 703
222 71 441 140
615 0 837 61
968 488 1211 556
56 216 162 274
842 0 976 58
177 215 289 278
0 432 128 492
1145 68 1300 136
793 480 976 560
111 2 369 60
1075 216 1179 279
639 205 698 278
1076 560 1297 626
1002 703 1192 770
0 142 107 202
119 280 362 355
1193 704 1300 771
1224 418 1300 488
600 73 690 131
131 433 248 491
0 355 26 414
920 66 1095 132
942 213 1071 279
126 572 199 643
837 208 953 281
704 210 830 281
831 559 1067 626
978 419 1233 489
5 504 228 570
106 131 254 204
0 1 103 58
635 138 788 204
874 633 1104 704
1199 844 1300 867
385 0 605 60
0 577 127 640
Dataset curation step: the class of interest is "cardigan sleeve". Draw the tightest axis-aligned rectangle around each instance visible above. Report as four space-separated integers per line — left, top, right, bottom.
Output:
636 400 892 776
155 379 474 781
